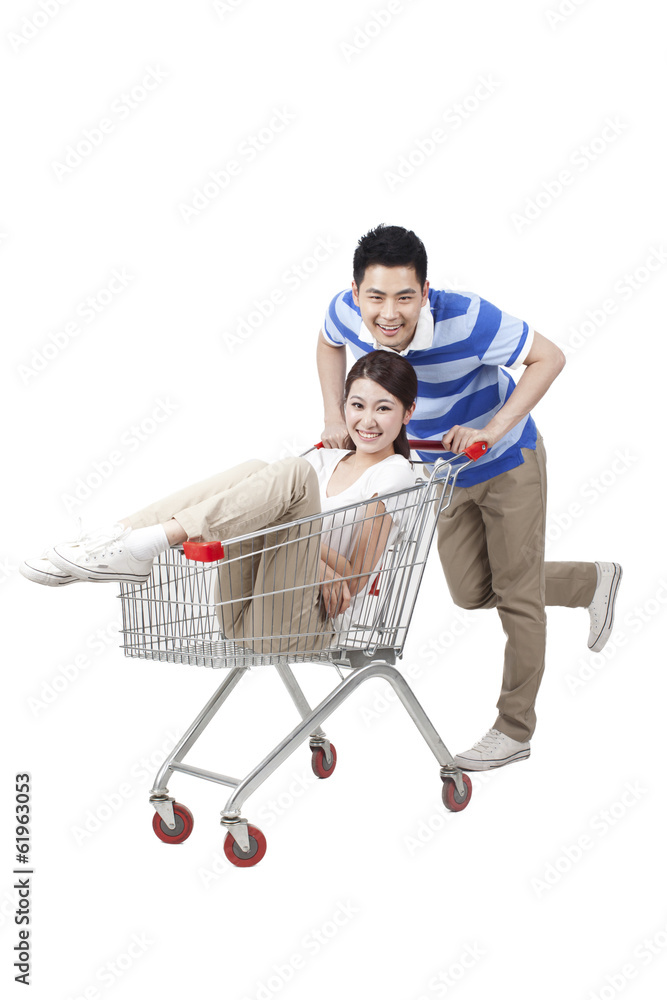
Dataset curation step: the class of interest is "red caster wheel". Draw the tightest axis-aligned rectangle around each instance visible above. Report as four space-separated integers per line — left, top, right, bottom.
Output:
224 825 267 868
152 802 194 844
442 773 472 812
311 743 337 779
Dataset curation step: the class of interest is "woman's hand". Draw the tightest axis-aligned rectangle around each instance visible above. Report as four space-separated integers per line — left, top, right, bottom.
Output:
319 560 351 617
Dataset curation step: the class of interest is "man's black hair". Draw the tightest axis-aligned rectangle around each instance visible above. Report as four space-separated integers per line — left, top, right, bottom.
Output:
353 224 428 290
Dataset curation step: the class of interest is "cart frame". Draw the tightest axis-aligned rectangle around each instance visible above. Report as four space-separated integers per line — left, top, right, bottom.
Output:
118 446 483 865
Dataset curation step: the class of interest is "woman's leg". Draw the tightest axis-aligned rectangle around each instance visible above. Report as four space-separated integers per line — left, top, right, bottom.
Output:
189 458 331 653
131 456 320 619
126 456 327 646
124 457 320 543
235 517 332 655
46 461 271 584
122 460 268 535
50 458 319 585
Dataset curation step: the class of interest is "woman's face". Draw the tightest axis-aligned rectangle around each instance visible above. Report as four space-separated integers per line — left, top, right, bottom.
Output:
344 377 415 458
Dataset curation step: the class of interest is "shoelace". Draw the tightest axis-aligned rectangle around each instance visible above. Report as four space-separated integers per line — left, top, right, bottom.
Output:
73 522 129 558
471 729 504 752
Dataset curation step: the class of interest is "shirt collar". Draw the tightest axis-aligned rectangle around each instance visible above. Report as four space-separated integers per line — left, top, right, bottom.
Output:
358 301 434 355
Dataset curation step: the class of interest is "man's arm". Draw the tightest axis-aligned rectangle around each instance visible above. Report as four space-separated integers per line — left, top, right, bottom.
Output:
316 330 348 448
441 332 566 453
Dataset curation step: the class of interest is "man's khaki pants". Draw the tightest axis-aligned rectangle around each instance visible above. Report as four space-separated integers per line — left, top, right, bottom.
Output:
437 435 597 742
124 457 332 655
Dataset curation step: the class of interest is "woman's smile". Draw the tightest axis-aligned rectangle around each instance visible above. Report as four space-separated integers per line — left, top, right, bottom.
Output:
343 376 415 463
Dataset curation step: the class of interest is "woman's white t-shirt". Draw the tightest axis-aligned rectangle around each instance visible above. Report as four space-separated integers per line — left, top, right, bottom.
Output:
304 449 419 633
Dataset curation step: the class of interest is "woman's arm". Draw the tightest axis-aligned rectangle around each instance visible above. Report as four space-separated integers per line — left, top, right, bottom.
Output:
319 558 351 618
319 498 394 616
346 498 393 594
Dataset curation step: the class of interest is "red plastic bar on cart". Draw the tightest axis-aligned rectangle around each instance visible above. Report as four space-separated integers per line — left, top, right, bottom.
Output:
407 439 488 460
313 441 488 460
183 540 225 562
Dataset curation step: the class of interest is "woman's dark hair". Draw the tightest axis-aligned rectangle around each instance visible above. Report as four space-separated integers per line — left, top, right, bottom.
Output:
343 350 417 460
353 224 428 290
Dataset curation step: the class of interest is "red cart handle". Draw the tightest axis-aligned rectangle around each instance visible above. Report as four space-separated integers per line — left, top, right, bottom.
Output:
408 439 488 461
183 540 225 562
312 441 488 461
464 441 488 460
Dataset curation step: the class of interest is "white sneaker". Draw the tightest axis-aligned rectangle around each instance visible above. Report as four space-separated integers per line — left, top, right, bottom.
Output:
587 562 622 652
454 728 530 771
48 524 154 583
19 554 81 587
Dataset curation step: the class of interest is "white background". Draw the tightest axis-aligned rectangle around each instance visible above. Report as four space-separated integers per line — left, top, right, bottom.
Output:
2 1 666 998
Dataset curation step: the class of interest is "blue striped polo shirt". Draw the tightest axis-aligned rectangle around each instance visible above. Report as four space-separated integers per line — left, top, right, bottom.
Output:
323 287 537 487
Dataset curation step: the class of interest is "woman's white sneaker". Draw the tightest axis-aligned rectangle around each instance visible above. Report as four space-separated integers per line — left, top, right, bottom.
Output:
454 729 531 771
19 555 81 587
48 524 154 583
587 562 623 652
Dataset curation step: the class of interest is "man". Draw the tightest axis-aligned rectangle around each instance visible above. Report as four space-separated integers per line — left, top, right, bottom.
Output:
316 224 621 770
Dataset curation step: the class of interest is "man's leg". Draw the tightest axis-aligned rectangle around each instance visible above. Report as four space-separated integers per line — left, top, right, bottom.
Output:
479 440 548 744
436 484 497 611
539 502 618 654
546 563 597 607
437 458 540 767
438 438 620 767
438 441 547 763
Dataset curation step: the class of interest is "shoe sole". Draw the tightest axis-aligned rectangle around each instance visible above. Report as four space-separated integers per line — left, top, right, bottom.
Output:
454 749 531 772
588 564 623 653
19 564 80 587
48 547 152 584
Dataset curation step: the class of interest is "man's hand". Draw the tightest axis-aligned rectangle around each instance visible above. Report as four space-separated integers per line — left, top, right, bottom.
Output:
320 418 349 450
441 425 498 454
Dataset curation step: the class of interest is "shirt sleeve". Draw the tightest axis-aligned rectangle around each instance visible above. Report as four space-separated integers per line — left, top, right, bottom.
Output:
305 449 356 503
322 289 361 347
365 459 419 517
468 294 534 370
303 448 323 476
304 448 335 490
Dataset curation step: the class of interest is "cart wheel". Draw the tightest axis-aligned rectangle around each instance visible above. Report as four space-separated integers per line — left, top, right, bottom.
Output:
442 773 472 812
223 825 267 868
152 802 194 844
311 743 337 779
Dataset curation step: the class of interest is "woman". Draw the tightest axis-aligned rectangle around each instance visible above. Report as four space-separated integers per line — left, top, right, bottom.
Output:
21 351 419 653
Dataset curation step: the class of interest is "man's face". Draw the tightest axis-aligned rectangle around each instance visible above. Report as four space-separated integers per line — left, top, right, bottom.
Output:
352 264 429 352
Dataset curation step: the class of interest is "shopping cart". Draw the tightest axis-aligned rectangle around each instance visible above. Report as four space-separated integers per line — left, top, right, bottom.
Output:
119 440 487 866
